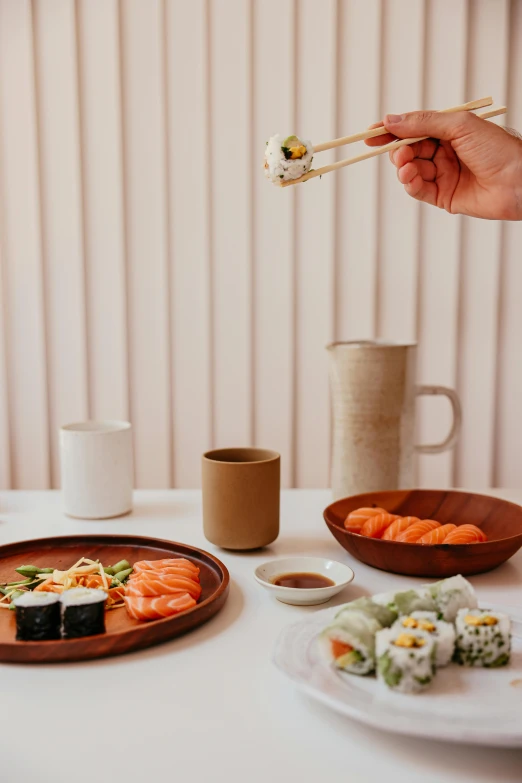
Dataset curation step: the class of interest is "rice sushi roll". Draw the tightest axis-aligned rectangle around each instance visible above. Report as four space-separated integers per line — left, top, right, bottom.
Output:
336 596 397 628
454 608 511 668
375 586 437 617
393 611 456 667
428 574 478 622
319 609 382 675
373 590 398 611
264 134 313 184
376 627 436 693
13 591 61 641
61 587 107 639
394 587 438 616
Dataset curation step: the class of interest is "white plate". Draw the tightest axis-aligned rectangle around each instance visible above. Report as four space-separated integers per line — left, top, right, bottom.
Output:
273 603 522 747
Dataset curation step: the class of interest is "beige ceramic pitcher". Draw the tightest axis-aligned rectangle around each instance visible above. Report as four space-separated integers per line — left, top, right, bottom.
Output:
327 341 462 499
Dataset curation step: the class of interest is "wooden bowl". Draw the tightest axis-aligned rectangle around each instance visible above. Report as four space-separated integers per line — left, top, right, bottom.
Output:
323 489 522 578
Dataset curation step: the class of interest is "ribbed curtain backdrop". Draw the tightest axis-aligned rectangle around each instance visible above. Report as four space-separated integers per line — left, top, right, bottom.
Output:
0 0 521 490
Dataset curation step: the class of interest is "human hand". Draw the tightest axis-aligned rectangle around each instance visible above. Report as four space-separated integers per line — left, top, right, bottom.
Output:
365 110 522 220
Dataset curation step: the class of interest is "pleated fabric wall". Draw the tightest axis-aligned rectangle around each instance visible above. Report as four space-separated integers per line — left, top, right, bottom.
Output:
0 0 521 489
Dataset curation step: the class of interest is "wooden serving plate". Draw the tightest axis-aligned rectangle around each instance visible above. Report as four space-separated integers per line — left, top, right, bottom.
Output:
0 535 229 663
324 489 522 577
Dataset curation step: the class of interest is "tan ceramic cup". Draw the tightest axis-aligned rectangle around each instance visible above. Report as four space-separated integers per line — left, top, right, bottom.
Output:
202 448 280 550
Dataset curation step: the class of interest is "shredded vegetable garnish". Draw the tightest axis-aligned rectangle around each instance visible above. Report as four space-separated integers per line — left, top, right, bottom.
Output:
0 556 133 609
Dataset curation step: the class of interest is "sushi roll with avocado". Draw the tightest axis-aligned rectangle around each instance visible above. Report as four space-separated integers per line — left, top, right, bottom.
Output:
392 587 437 616
264 134 313 184
374 575 477 623
61 587 107 639
374 586 437 616
428 574 478 622
376 627 436 693
393 611 456 667
336 596 397 628
13 591 61 641
372 590 397 611
454 608 511 668
319 609 383 675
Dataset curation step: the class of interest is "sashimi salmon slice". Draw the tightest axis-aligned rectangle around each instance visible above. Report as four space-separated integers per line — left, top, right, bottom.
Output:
398 519 441 543
126 574 202 600
344 507 387 532
129 566 199 581
133 558 199 575
381 517 421 541
360 512 400 539
417 523 457 545
442 524 487 544
124 593 196 621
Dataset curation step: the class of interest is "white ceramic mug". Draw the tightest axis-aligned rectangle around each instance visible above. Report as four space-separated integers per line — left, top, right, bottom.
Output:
60 421 134 519
327 341 462 499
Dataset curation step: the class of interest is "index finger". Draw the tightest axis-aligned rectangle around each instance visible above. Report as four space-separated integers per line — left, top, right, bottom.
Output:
365 121 397 147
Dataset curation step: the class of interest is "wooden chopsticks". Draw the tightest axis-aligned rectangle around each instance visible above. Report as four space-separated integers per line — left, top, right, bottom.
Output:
312 97 493 153
279 98 507 188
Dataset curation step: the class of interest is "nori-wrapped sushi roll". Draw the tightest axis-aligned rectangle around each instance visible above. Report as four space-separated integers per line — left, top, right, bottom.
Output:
61 587 107 639
13 592 61 641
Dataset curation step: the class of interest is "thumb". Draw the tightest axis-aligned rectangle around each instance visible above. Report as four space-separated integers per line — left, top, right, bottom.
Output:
383 109 482 142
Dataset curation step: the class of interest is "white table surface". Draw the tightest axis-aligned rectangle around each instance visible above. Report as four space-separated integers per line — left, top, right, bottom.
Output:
0 489 521 783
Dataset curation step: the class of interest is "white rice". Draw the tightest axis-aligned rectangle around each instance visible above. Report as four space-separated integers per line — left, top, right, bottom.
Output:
13 591 60 607
60 587 107 606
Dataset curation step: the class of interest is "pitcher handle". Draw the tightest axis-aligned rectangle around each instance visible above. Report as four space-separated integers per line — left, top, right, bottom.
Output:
414 385 462 455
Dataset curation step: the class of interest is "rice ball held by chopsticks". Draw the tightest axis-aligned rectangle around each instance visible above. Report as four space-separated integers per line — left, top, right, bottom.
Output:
264 134 313 184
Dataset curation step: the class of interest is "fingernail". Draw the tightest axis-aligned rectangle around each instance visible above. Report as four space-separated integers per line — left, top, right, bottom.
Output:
385 114 404 124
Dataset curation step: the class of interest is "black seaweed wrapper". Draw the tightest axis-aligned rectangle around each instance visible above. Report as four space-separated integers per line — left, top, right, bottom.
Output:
62 602 106 639
16 603 61 641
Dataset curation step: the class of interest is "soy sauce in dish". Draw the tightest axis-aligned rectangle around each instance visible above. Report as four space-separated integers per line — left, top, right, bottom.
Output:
272 572 335 589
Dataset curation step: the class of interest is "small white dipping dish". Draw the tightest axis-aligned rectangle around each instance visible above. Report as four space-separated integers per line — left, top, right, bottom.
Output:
254 556 354 606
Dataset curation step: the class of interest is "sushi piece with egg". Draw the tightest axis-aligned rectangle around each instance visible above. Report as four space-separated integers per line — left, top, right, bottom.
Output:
376 627 437 693
428 574 478 622
454 608 511 667
264 134 313 184
393 611 456 667
319 609 382 675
